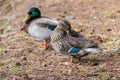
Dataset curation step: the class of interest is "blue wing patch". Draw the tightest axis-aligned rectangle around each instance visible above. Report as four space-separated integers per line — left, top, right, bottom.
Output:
48 26 55 31
68 47 81 53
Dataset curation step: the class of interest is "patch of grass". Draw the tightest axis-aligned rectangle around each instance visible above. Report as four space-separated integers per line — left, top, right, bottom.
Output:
106 41 116 46
24 67 32 71
15 0 23 3
102 34 116 42
103 11 114 18
6 25 13 32
111 46 120 53
61 69 71 75
60 0 68 3
0 47 4 54
98 72 112 80
10 67 22 73
89 57 98 62
10 67 32 73
79 0 86 4
17 32 30 37
8 38 17 43
74 26 81 32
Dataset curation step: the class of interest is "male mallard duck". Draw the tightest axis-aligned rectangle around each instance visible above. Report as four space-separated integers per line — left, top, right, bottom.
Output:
21 7 57 50
50 19 101 62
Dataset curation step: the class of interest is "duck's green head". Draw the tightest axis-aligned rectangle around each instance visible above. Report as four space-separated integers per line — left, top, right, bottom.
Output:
23 7 41 22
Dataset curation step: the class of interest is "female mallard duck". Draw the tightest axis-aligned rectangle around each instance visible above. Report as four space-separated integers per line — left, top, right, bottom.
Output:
21 7 57 50
50 19 101 62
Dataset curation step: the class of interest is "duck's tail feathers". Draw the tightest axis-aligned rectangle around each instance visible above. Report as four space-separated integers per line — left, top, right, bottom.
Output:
76 48 102 57
83 48 102 53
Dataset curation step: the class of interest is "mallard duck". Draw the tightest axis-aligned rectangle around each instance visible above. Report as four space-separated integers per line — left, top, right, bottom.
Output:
21 7 57 50
50 19 101 62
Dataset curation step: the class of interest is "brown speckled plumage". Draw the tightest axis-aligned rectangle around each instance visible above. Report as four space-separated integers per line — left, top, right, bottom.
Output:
51 19 101 61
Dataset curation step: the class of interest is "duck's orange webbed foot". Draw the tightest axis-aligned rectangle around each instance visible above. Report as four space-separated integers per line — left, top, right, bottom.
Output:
69 56 74 62
39 40 48 51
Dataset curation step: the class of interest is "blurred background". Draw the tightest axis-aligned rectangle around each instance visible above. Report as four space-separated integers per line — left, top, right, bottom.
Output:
0 0 120 80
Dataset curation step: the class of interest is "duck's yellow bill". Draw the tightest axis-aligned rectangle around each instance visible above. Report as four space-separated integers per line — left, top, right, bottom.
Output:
23 15 31 22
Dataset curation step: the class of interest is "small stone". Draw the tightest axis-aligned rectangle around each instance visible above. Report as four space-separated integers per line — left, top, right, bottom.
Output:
42 62 47 67
111 19 115 22
15 62 21 66
107 28 112 32
116 40 120 45
117 10 120 13
93 16 99 20
91 61 99 66
62 62 70 65
4 50 8 53
112 46 119 52
65 15 75 20
21 57 27 61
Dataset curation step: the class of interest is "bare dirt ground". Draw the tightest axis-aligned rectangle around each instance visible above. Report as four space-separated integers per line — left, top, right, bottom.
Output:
0 0 120 80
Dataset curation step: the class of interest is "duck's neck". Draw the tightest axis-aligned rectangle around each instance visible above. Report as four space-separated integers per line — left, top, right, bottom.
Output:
26 17 40 24
51 28 66 42
21 23 29 33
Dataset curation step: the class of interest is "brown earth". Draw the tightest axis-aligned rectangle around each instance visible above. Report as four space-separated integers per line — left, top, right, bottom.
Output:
0 0 120 80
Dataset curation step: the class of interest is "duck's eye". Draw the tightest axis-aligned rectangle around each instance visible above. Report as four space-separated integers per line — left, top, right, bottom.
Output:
28 12 32 15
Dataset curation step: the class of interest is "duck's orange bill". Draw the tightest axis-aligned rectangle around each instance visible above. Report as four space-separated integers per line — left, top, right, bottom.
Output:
23 15 31 22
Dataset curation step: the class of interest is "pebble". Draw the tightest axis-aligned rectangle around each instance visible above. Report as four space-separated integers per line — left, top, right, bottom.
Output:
116 39 120 45
107 28 112 32
65 15 75 20
111 19 116 22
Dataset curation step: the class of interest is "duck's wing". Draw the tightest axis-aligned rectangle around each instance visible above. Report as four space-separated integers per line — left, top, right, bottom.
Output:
64 35 98 48
70 30 83 38
34 17 57 28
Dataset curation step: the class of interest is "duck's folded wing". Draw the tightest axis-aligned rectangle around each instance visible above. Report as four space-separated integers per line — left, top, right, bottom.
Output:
70 30 83 38
35 17 57 27
64 36 98 48
64 36 83 48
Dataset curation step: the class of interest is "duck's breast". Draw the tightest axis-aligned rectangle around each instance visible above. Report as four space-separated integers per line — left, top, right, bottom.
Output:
51 39 70 55
28 24 52 41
